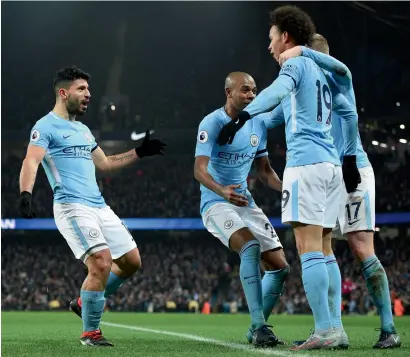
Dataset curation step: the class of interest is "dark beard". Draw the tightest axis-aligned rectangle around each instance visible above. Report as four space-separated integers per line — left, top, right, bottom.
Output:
66 98 84 116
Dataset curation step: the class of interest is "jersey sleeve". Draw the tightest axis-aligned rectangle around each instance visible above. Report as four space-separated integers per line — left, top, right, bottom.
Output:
254 104 285 129
301 47 352 88
245 59 300 117
87 127 98 151
29 122 53 150
194 116 220 158
255 123 268 158
329 80 358 156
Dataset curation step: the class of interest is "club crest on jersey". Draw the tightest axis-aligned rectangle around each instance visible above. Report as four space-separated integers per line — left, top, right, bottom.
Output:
89 228 100 238
31 130 40 142
224 220 234 229
84 132 93 143
198 130 208 143
250 134 259 147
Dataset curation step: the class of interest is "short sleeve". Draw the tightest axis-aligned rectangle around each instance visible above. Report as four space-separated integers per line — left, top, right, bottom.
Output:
194 116 221 157
29 122 53 150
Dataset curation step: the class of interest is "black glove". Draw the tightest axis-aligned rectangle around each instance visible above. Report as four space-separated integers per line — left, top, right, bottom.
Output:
216 111 251 145
19 191 37 219
342 155 361 193
135 130 166 158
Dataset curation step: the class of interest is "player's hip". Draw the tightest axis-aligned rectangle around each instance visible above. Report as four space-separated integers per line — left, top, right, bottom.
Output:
200 192 254 215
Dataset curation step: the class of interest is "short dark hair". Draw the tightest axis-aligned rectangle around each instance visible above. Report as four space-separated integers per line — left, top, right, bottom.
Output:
269 5 316 46
53 65 91 94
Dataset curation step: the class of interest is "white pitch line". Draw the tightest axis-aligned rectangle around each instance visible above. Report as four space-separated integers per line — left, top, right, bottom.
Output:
101 321 312 357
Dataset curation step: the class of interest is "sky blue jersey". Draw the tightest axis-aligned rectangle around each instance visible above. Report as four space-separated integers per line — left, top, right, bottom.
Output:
244 56 342 168
301 47 371 168
195 107 268 215
29 112 105 207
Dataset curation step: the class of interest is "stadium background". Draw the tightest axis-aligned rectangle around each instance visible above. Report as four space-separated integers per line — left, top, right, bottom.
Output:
1 0 409 321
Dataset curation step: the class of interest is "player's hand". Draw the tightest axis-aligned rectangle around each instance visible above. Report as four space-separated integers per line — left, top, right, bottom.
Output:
216 111 251 145
220 184 249 207
135 130 166 158
19 191 37 219
342 155 361 193
278 46 302 66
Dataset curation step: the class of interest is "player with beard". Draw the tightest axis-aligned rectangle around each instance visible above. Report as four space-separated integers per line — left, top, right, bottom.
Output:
18 66 166 346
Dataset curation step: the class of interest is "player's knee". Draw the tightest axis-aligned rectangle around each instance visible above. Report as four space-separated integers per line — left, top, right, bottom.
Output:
262 249 288 271
87 249 112 278
347 231 374 261
114 248 142 277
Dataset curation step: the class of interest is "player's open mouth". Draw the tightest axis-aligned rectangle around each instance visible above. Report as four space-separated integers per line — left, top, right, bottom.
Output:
81 101 89 108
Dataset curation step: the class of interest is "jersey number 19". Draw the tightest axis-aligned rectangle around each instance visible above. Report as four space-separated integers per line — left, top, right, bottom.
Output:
316 79 332 125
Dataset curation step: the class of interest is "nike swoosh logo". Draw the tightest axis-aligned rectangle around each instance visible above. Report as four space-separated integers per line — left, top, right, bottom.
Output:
244 275 258 280
234 119 239 124
348 220 359 225
131 130 154 141
63 135 71 139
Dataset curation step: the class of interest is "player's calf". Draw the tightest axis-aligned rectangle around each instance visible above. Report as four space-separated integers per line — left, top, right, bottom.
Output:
293 223 333 335
348 231 399 340
80 249 112 342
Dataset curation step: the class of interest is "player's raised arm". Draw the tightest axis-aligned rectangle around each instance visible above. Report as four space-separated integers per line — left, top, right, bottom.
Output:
194 118 248 207
92 130 166 173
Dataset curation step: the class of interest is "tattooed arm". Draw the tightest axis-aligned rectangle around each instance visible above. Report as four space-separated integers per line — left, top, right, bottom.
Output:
19 145 46 193
92 147 139 173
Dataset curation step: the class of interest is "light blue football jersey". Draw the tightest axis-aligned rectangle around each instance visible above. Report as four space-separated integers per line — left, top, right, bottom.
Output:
245 57 341 168
300 47 371 168
29 112 105 207
195 107 268 215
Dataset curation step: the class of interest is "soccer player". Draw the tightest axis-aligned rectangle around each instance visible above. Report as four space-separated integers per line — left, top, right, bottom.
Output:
18 66 166 346
194 71 290 347
217 6 361 350
279 34 401 349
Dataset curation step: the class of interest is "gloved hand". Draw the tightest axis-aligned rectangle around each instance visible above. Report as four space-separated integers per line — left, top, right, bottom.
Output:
135 130 166 158
216 111 251 145
19 191 37 219
342 155 361 193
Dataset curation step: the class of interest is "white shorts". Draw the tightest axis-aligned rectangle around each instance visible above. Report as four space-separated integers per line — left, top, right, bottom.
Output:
54 203 137 262
281 162 342 228
334 166 375 237
202 203 283 252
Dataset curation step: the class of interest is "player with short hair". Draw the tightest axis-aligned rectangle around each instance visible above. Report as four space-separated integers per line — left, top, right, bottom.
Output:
194 71 290 347
279 34 401 349
217 6 361 350
18 65 166 347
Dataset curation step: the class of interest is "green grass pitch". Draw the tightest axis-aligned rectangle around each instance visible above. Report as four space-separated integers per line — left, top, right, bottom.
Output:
1 312 409 357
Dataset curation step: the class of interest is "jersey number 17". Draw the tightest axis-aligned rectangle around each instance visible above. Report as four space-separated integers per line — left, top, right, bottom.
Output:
316 79 332 125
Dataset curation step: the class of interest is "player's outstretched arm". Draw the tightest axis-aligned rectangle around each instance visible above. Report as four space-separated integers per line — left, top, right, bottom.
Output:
254 156 282 192
19 145 46 218
92 130 166 173
255 104 285 130
194 156 248 207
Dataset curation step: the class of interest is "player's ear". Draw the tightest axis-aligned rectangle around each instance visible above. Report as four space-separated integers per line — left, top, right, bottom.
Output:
225 87 232 99
58 88 68 100
282 31 290 44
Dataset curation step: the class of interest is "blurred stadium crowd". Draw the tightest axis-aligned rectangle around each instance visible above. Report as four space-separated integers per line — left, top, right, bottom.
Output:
2 231 409 316
2 148 410 218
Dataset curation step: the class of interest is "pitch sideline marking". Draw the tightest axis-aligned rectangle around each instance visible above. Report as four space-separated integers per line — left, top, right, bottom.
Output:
101 321 313 357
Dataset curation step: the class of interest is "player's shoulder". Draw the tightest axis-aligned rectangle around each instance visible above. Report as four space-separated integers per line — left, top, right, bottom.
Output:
75 120 92 132
199 107 227 128
32 112 59 132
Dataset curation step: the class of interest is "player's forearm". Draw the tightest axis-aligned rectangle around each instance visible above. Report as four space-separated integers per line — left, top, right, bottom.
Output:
257 169 282 192
301 47 352 86
19 158 40 193
107 149 139 171
245 76 294 117
194 167 224 196
342 114 358 156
